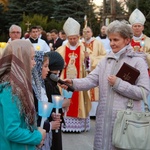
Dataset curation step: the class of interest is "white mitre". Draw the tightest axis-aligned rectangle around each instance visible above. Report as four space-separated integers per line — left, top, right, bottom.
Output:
129 8 146 25
63 17 80 36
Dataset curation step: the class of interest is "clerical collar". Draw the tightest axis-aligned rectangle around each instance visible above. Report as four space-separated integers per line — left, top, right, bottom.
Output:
69 43 79 50
113 45 129 60
99 34 107 39
133 33 143 41
85 37 94 44
29 37 38 43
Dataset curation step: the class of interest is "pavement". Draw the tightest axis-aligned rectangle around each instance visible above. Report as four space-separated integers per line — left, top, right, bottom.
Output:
62 118 96 150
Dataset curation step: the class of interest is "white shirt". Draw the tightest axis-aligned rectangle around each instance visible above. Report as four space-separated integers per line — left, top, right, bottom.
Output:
96 36 111 54
27 38 50 53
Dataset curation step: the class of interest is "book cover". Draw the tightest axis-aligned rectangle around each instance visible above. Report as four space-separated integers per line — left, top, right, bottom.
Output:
116 62 140 85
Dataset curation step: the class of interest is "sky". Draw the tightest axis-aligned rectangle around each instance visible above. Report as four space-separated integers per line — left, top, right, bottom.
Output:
93 0 103 6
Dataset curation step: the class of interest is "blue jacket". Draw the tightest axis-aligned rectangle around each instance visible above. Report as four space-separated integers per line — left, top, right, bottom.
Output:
0 82 42 150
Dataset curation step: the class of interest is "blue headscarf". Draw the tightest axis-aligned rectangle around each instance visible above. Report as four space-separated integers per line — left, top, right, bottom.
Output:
34 51 44 78
32 51 45 101
32 67 41 101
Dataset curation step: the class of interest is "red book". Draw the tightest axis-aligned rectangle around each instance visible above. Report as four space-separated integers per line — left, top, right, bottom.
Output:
116 62 140 85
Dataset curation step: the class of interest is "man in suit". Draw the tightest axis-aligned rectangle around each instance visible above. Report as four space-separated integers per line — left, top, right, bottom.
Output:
49 29 63 51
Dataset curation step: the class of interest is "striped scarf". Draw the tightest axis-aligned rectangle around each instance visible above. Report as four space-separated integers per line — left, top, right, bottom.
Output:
0 39 36 128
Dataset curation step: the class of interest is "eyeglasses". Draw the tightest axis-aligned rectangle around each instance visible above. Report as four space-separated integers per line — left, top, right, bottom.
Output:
11 31 21 34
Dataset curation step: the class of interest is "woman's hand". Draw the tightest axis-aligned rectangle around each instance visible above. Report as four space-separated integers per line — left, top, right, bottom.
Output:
108 75 117 86
37 127 46 148
58 79 73 90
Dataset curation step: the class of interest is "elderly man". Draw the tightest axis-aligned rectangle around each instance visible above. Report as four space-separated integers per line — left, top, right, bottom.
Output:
56 17 92 132
8 24 22 41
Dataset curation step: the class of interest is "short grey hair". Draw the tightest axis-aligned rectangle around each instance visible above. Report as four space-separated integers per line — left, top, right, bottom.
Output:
106 20 133 39
9 24 22 33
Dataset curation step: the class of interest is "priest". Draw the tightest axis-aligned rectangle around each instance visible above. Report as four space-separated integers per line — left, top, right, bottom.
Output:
56 17 92 132
129 8 150 69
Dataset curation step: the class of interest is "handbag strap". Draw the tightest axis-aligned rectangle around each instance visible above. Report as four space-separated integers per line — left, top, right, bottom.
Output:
127 87 149 112
140 87 149 112
127 99 134 109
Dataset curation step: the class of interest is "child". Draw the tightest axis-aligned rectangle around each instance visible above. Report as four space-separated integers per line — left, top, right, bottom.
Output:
0 39 46 150
45 51 70 150
32 51 61 150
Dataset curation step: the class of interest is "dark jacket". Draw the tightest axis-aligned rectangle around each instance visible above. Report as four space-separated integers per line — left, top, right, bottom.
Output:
49 38 63 51
45 76 63 150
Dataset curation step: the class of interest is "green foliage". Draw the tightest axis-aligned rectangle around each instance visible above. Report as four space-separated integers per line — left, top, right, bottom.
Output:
5 2 23 28
53 0 99 36
21 14 49 34
0 4 8 41
0 0 101 40
47 19 65 32
53 0 89 22
5 0 55 26
20 14 65 34
25 0 54 18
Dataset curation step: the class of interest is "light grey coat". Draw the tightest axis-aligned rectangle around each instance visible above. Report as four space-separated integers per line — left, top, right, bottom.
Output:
72 45 150 150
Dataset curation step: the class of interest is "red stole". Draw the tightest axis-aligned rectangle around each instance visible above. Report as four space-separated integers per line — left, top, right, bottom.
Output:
131 37 145 52
131 39 141 51
131 37 150 76
64 46 81 117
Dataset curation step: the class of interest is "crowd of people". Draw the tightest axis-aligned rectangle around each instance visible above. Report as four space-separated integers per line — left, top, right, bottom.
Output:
0 8 150 150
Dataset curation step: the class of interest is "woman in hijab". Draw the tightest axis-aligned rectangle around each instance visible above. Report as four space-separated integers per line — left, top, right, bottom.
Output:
0 39 46 150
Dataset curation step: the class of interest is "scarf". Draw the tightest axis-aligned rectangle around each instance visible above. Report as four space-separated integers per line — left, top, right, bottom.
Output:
34 51 46 88
32 67 41 101
113 45 129 60
0 39 36 128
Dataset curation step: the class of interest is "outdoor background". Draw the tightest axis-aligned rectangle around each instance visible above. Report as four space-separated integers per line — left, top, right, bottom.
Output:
0 0 150 41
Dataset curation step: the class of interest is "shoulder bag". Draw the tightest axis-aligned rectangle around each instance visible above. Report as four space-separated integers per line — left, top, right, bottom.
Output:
112 88 150 150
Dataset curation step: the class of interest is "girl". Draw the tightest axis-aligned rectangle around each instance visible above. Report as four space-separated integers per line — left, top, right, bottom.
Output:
32 51 61 150
0 39 46 150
